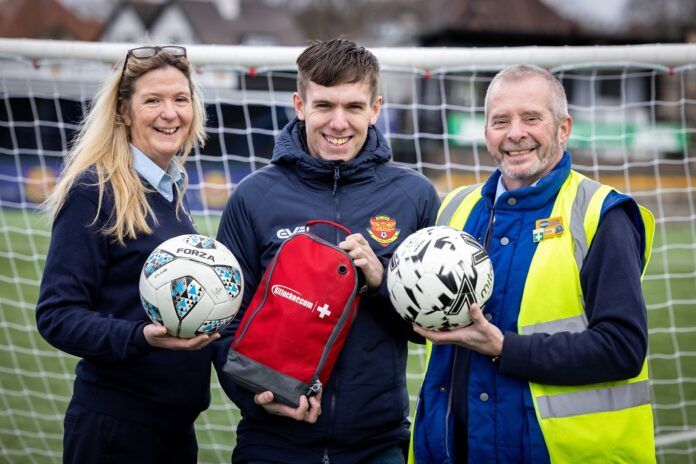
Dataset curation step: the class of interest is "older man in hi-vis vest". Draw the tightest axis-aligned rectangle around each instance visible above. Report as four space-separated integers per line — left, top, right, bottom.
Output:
410 64 655 464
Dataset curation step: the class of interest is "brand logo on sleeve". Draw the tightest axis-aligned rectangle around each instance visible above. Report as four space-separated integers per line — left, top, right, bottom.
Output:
276 225 308 239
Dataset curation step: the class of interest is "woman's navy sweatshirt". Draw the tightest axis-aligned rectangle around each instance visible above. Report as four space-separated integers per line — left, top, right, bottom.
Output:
36 172 212 429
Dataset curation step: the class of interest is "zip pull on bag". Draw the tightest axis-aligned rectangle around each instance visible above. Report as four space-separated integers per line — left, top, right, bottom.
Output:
223 220 366 407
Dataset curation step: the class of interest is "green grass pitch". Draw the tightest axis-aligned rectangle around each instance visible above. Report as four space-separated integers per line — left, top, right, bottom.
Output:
0 209 694 463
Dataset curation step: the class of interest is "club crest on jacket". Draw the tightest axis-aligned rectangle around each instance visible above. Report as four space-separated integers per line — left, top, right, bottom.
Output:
367 215 400 247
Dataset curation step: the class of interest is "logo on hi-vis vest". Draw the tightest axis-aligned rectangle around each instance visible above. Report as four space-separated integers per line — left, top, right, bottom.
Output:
532 216 564 243
271 285 332 318
367 215 400 247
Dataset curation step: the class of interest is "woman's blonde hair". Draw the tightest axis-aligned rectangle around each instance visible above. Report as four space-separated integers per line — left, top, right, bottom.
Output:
44 48 207 244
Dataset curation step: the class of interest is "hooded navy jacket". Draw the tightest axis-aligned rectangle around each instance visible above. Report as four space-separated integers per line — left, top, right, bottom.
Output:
215 118 440 463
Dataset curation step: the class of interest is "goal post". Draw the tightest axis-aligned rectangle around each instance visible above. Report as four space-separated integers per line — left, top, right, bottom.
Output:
1 38 695 463
2 38 696 67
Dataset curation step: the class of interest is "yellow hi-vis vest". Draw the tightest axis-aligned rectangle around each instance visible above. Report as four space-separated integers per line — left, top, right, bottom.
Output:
409 170 656 463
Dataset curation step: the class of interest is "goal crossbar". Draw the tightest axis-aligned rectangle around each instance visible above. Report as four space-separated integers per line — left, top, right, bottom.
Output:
1 38 696 70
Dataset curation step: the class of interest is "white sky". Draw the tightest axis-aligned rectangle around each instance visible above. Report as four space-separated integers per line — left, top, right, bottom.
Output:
542 0 630 27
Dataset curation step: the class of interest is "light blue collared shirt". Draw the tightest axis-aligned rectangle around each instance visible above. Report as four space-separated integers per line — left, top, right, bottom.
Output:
131 144 183 202
495 175 507 203
494 174 540 204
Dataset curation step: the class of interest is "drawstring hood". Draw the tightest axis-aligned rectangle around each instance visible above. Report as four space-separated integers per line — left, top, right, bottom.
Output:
272 118 392 183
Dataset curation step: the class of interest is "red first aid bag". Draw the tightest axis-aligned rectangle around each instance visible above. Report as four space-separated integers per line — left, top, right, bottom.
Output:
223 220 365 407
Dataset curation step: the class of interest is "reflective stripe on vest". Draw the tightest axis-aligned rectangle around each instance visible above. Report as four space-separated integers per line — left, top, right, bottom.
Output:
521 307 652 422
521 313 588 335
518 170 655 463
570 177 602 270
536 380 652 419
436 184 483 228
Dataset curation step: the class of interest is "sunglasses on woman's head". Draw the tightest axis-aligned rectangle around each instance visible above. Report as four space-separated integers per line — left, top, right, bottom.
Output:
118 46 188 96
127 45 187 60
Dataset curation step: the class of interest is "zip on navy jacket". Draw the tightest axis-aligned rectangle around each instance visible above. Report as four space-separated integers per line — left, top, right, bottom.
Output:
36 171 213 430
215 117 440 463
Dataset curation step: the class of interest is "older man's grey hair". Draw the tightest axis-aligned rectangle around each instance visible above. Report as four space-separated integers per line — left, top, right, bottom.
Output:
484 64 568 125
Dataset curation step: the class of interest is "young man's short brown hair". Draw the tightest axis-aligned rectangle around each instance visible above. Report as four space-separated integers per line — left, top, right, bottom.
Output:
296 38 380 102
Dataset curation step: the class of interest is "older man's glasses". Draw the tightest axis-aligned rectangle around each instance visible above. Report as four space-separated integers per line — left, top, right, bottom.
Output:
118 46 187 95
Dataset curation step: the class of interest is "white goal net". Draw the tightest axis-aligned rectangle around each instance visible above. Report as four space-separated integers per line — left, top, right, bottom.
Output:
1 39 695 463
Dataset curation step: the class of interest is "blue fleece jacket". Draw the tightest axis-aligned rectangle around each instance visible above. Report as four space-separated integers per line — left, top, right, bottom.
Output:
215 118 440 464
36 171 213 430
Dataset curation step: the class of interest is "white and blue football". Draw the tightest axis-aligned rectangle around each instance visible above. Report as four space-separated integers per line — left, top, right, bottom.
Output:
139 234 243 338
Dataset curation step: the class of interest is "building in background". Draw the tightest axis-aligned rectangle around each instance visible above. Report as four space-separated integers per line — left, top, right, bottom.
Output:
0 0 102 41
100 0 304 45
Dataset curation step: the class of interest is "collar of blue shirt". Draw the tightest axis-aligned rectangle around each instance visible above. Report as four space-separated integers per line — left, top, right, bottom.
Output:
130 144 183 202
494 174 541 204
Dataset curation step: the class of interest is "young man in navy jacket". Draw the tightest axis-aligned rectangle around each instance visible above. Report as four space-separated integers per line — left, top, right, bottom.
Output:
216 39 440 463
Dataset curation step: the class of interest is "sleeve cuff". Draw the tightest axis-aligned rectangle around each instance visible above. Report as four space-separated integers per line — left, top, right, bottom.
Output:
130 321 156 356
498 332 530 376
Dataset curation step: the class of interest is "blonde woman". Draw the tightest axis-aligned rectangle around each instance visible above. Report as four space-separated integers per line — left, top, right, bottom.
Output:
36 46 211 463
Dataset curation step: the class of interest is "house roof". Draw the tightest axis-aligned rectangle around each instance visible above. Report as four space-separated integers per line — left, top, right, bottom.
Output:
413 0 678 46
102 0 305 45
436 0 576 36
102 0 169 33
178 0 233 44
290 0 581 47
416 0 580 45
211 0 305 45
0 0 103 41
130 1 167 29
